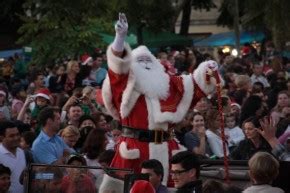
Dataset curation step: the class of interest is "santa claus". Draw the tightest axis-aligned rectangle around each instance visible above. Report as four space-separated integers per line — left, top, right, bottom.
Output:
100 13 222 193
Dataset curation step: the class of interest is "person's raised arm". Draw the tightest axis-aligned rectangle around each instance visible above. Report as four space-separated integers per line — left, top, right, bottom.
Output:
258 116 286 158
111 13 128 57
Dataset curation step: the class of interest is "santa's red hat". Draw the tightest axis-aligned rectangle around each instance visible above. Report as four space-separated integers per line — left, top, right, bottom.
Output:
242 46 250 56
81 53 93 65
130 180 155 193
34 88 51 100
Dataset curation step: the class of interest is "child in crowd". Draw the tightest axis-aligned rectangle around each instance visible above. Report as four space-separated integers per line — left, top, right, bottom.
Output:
230 75 251 106
0 164 11 193
20 131 36 164
243 152 284 193
0 89 10 120
225 113 245 151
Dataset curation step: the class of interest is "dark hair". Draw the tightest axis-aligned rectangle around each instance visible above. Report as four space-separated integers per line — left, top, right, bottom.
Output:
78 115 96 128
202 179 225 193
242 116 261 129
0 164 11 176
98 149 115 165
141 159 164 180
0 121 17 136
37 107 59 126
240 95 263 124
170 151 200 178
74 126 94 150
66 153 87 165
21 131 36 148
189 112 203 123
30 71 44 82
81 128 107 159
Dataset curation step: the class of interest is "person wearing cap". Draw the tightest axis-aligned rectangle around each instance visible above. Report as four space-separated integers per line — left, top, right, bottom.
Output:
141 159 168 193
61 153 96 193
18 88 52 134
170 151 202 193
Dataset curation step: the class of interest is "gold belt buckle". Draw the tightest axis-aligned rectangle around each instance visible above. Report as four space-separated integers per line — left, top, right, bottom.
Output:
154 129 164 144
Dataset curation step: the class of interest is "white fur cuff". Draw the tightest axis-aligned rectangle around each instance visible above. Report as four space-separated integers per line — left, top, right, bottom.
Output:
107 43 132 74
119 141 140 159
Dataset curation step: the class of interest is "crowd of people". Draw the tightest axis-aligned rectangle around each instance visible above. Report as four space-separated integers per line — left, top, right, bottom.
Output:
0 37 289 193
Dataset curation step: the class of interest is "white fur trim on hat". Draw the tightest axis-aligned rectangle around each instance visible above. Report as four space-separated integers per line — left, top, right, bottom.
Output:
34 93 50 100
0 90 6 97
107 43 132 74
99 174 124 193
193 60 224 95
119 141 140 159
82 56 93 65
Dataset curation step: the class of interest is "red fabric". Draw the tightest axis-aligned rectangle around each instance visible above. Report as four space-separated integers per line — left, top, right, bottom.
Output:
95 88 104 105
61 174 96 193
191 81 206 108
107 69 195 186
160 76 184 113
160 60 177 75
130 180 155 193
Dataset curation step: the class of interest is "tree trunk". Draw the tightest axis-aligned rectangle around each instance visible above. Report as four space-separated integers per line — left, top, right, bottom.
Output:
179 0 192 35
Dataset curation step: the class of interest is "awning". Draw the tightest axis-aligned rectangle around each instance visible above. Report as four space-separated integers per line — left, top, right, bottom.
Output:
0 49 23 58
194 31 265 47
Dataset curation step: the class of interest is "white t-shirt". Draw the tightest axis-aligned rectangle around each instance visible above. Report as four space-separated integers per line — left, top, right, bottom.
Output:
206 129 229 158
0 144 26 193
243 184 284 193
226 126 245 146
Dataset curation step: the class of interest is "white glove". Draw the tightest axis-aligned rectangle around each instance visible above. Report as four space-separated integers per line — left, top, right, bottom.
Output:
112 13 128 52
207 60 218 71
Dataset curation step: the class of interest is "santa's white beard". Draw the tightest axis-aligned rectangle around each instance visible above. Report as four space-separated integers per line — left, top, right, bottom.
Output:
132 61 170 100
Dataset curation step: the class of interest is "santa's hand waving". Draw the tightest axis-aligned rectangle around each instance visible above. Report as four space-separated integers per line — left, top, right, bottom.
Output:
112 13 128 53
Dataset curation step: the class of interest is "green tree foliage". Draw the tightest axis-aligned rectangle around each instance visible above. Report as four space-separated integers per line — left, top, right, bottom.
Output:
17 0 113 65
106 0 177 32
217 0 290 50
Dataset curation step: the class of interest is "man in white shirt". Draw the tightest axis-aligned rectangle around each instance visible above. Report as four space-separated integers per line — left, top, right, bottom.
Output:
0 121 26 193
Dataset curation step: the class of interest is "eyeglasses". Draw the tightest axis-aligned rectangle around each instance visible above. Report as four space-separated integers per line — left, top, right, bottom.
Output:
170 169 188 176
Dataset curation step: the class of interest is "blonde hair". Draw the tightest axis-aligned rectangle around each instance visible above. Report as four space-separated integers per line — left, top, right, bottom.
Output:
234 75 250 89
248 152 279 184
66 60 79 73
82 86 94 97
59 125 80 138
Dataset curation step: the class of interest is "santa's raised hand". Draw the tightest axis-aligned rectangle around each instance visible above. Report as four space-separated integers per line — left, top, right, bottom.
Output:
112 13 128 53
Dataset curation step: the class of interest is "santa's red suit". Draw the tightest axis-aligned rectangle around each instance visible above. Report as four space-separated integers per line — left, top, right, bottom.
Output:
100 44 220 192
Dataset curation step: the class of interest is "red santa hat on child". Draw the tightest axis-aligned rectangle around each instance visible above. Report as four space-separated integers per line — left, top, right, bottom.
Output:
81 53 93 65
34 88 51 100
130 180 155 193
231 102 241 110
0 90 6 97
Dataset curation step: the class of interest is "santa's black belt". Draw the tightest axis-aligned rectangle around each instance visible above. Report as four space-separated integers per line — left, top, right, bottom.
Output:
121 126 170 144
